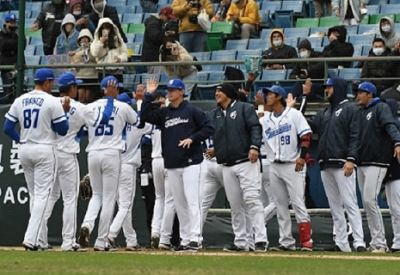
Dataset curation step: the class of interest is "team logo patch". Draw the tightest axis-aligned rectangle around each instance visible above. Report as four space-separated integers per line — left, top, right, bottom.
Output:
366 112 372 121
335 108 342 117
230 110 237 120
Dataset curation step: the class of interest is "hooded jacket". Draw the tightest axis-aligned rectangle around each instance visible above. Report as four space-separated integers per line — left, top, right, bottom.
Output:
379 17 400 49
172 0 214 33
226 0 260 26
290 39 324 80
55 13 80 54
383 99 400 183
358 97 400 167
70 29 97 79
308 78 360 169
89 0 127 43
90 17 128 72
322 25 354 68
262 29 298 69
160 41 197 77
0 25 20 65
331 0 366 23
69 0 95 32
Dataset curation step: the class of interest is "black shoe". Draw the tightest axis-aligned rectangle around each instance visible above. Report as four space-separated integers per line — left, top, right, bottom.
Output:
106 237 117 251
151 235 160 249
22 242 38 251
254 242 267 252
269 245 296 252
391 248 400 253
325 245 341 252
223 244 248 252
78 227 90 248
159 243 173 251
188 241 200 250
356 246 367 252
174 242 198 252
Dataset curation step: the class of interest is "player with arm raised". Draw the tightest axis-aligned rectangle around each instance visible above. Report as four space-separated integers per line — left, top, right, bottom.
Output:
3 68 70 250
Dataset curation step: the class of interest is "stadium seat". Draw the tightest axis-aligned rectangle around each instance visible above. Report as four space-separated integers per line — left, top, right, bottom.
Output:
206 32 224 51
338 68 362 80
126 42 142 55
25 55 41 65
237 49 262 70
319 16 340 27
133 34 144 43
358 24 377 34
348 34 375 46
226 39 249 50
298 37 323 48
380 4 400 14
260 28 275 40
261 0 282 11
369 0 388 4
285 37 299 48
134 5 143 13
365 5 381 14
29 36 42 46
196 71 209 83
248 38 268 50
273 10 294 28
328 68 338 78
140 73 161 83
126 0 140 5
24 45 36 56
309 26 329 35
191 51 212 61
369 14 395 24
260 69 287 82
345 25 358 35
362 45 372 56
27 1 43 12
35 45 44 56
128 23 145 34
353 45 363 56
126 33 135 42
322 36 330 47
284 27 310 38
281 1 305 15
202 50 236 71
122 13 143 24
390 0 400 3
208 71 226 82
259 9 271 28
296 18 319 28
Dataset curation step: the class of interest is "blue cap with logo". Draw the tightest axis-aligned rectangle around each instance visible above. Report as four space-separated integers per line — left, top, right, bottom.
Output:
322 78 334 88
262 85 287 98
58 72 83 87
100 75 119 89
4 13 17 22
34 68 54 82
357 81 377 96
167 79 185 90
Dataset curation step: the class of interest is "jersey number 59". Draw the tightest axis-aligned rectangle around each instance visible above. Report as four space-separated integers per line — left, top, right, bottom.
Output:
95 117 114 136
23 109 40 129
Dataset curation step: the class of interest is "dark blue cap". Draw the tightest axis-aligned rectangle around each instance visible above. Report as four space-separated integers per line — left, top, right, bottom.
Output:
100 75 119 89
262 85 287 98
58 72 83 87
322 78 334 88
357 81 377 96
117 92 135 105
167 79 185 90
4 13 17 22
34 68 54 82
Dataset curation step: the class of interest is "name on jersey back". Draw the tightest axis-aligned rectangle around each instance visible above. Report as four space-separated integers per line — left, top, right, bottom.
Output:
22 97 44 107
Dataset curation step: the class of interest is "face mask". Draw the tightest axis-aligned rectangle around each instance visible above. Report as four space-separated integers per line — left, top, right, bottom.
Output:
272 39 282 47
372 47 384 56
73 10 82 16
94 2 105 12
299 50 310 59
381 24 391 32
80 41 89 48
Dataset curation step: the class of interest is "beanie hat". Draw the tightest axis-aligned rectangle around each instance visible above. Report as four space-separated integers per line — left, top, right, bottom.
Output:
217 84 237 99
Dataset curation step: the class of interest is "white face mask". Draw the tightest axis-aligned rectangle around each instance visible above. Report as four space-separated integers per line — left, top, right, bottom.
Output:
272 39 282 47
381 24 391 32
299 50 310 59
372 47 384 56
73 10 82 16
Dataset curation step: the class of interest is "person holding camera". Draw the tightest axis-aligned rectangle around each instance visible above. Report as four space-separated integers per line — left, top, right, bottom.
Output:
172 0 213 52
226 0 260 39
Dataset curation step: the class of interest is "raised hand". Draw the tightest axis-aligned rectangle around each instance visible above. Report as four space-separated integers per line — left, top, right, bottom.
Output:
146 77 159 94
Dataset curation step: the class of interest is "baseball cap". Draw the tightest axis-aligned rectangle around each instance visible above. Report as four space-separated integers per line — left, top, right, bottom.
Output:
357 81 377 96
58 72 83 87
321 78 334 88
100 75 119 89
117 92 135 105
4 13 17 22
262 85 287 98
167 79 185 90
34 68 55 82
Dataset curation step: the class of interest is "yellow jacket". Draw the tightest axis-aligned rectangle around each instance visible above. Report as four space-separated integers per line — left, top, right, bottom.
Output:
172 0 214 33
226 0 260 25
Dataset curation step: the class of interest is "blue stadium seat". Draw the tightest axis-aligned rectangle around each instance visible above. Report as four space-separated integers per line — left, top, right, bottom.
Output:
348 34 376 46
284 27 310 39
134 34 144 43
309 27 329 35
260 28 275 40
369 0 387 4
281 0 305 15
365 4 381 14
358 24 377 34
143 13 155 23
160 73 169 84
362 45 372 56
25 18 36 28
261 1 282 12
322 36 330 47
284 37 298 48
35 45 44 56
338 68 362 80
127 0 140 5
237 49 262 70
122 13 143 24
226 39 249 50
127 42 142 55
260 69 287 82
24 45 36 56
126 33 135 42
196 71 209 83
203 50 237 71
248 38 268 50
390 0 400 3
345 25 358 35
328 69 338 78
141 73 161 83
260 9 271 28
135 5 143 13
29 36 42 46
274 10 294 28
380 3 400 13
191 51 211 61
208 71 226 82
25 55 41 65
298 37 323 48
353 45 363 56
26 1 43 12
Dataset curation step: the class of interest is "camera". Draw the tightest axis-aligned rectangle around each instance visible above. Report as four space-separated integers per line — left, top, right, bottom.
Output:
189 14 198 24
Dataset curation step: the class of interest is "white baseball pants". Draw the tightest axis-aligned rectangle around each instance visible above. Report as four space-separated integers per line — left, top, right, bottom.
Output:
357 166 388 249
385 179 400 250
261 163 277 223
222 161 268 246
81 149 121 249
40 151 80 250
159 176 175 245
20 144 57 247
269 162 310 248
167 164 201 245
321 168 365 251
108 163 139 247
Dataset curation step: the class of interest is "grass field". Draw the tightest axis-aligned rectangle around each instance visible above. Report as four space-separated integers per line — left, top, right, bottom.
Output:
0 250 400 274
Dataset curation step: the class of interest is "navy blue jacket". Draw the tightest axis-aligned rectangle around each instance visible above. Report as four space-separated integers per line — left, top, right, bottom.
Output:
358 98 400 167
384 99 400 183
141 94 214 169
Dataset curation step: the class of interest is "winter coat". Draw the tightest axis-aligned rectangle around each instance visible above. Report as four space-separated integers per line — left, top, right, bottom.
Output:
70 29 97 79
262 29 298 69
54 14 80 55
226 0 260 25
142 15 164 62
90 17 128 72
289 50 324 80
331 0 367 22
160 41 197 78
89 0 127 43
172 0 214 33
379 16 400 50
322 25 354 68
0 27 19 65
34 2 68 51
383 99 400 183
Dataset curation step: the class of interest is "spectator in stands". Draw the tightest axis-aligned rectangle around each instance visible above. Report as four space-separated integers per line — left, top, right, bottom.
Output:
379 17 400 50
313 0 331 18
226 0 260 39
380 40 400 101
31 0 68 55
262 29 297 70
55 14 80 55
70 29 98 103
172 0 214 52
0 13 20 104
211 0 231 22
69 0 95 32
140 0 158 13
90 18 128 83
89 0 128 43
332 0 365 26
361 38 395 96
160 37 198 97
322 25 354 68
290 39 325 101
142 6 179 74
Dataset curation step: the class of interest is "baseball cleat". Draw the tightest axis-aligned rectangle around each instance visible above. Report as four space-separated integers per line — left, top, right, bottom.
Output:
269 245 296 252
356 246 367 252
151 235 160 249
174 242 199 253
300 241 313 252
22 242 38 251
158 243 173 251
254 242 268 253
223 244 248 252
106 237 117 251
78 226 90 248
367 246 388 253
125 245 142 251
391 248 400 253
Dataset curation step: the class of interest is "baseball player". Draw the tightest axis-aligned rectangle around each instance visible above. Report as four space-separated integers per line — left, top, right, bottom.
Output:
38 72 114 251
107 92 153 251
356 82 400 252
78 76 138 251
209 84 268 252
141 78 214 252
306 78 366 252
3 68 70 250
261 85 313 251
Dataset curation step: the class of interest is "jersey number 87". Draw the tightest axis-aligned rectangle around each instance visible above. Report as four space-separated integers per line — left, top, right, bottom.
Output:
23 108 40 129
